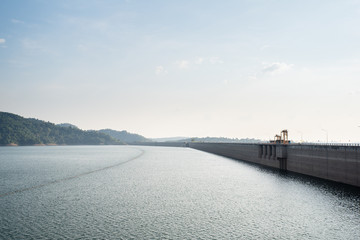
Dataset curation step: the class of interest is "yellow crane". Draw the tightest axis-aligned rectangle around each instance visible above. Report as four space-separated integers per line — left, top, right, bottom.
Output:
270 130 290 144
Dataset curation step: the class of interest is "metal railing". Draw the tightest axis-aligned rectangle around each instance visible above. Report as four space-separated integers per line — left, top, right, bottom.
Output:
289 142 360 147
188 141 360 147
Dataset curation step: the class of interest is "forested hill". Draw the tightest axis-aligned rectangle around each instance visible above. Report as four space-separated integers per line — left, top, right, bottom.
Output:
99 129 151 143
0 112 121 146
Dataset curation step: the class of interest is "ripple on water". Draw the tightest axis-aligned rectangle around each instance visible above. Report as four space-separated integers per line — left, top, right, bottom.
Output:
0 146 359 239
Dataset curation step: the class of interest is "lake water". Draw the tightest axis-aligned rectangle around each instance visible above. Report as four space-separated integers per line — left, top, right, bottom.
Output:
0 146 359 239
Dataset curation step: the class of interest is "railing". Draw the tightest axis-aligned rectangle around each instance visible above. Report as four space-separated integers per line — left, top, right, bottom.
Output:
289 142 360 147
190 141 360 147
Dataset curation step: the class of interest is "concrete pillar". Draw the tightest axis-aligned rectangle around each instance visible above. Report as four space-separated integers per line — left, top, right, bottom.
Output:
268 145 272 159
264 145 268 158
258 145 263 158
272 145 276 160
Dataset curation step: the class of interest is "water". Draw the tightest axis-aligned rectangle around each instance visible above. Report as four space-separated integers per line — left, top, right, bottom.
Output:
0 146 359 239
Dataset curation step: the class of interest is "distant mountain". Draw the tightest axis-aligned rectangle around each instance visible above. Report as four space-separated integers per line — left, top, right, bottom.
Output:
99 129 150 143
0 112 121 146
150 137 188 142
177 137 263 143
57 123 79 129
0 111 263 146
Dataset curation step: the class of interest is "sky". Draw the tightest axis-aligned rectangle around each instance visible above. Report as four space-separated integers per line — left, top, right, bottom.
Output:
1 0 360 142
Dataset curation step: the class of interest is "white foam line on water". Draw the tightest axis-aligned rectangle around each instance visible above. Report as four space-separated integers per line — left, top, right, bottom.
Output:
0 148 145 198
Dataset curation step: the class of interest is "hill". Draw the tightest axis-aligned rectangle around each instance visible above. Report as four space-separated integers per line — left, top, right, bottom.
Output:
178 137 263 143
99 129 150 143
0 112 121 146
57 123 79 129
151 137 188 142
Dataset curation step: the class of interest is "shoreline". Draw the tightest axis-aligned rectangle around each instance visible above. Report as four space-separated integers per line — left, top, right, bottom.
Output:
1 143 125 147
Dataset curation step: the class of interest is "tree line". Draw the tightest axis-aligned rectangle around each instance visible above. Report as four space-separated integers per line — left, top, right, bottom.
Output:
0 112 122 146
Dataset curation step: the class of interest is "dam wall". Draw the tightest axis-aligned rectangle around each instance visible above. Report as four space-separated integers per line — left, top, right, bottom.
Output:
188 142 280 169
286 144 359 187
188 142 360 187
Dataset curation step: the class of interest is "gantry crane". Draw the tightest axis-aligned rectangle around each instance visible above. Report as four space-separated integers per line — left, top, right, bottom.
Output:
270 130 290 144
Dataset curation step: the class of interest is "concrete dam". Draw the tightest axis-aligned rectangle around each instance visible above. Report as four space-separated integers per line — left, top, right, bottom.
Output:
188 142 360 188
132 141 360 188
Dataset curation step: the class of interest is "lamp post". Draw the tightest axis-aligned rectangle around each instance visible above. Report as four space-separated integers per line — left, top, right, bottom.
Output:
321 129 328 144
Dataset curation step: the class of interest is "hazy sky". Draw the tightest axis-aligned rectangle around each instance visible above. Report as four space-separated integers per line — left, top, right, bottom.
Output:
1 0 360 142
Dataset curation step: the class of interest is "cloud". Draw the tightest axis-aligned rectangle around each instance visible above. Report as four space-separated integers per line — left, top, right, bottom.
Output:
349 90 360 96
77 44 88 52
21 38 58 56
176 60 189 69
22 38 43 51
209 57 224 64
248 75 257 81
0 38 5 44
260 45 270 51
195 57 204 64
61 15 109 33
155 65 168 75
11 19 24 24
262 62 293 75
175 56 223 69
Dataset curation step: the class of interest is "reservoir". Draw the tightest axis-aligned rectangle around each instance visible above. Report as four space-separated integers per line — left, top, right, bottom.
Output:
0 146 359 239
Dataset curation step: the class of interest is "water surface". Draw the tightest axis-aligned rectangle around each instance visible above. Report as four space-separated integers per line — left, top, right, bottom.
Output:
0 146 359 239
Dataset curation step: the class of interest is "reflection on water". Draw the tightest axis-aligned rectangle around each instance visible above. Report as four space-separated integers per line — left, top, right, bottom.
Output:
0 146 359 239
